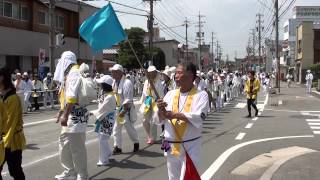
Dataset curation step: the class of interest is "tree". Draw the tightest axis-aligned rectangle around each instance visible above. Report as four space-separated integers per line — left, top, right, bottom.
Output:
118 27 146 69
151 47 166 70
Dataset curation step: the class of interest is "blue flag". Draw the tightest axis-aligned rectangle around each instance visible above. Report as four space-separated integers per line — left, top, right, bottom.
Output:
79 3 127 51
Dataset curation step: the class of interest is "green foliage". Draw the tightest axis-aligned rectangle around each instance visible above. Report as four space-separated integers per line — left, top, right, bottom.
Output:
145 47 166 70
309 64 320 82
118 27 146 69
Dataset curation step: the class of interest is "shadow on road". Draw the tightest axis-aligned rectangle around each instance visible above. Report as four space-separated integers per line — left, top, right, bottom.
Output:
26 143 40 150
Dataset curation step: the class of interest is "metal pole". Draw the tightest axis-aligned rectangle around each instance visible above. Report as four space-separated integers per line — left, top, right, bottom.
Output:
275 0 280 92
185 17 188 63
49 0 55 72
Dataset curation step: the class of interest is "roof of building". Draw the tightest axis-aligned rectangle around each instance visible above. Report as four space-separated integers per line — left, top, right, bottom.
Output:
103 49 119 55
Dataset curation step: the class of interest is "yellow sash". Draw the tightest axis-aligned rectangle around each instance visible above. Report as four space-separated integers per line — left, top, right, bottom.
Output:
143 83 158 116
171 87 197 156
113 91 125 124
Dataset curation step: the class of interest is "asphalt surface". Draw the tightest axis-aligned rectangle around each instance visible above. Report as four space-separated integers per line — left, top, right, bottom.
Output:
1 83 320 180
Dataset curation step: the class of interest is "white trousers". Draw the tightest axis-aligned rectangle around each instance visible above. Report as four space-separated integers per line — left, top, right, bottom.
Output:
24 92 31 110
307 83 312 93
44 91 54 108
216 96 222 110
166 139 201 180
59 132 88 179
143 112 157 141
112 115 139 148
98 134 111 164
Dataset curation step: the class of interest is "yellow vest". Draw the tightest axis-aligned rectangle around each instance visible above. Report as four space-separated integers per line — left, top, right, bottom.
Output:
0 100 5 164
244 78 260 99
1 90 26 152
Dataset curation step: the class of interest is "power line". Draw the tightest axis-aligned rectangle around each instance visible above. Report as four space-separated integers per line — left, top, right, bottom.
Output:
279 0 297 18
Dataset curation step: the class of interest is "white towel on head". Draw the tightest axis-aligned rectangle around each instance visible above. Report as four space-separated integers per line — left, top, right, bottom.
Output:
53 51 77 83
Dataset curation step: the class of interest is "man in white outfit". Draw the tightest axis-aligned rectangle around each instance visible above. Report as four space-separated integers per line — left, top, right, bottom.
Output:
54 51 89 180
305 70 313 93
43 72 55 109
14 73 27 113
110 64 139 154
156 62 209 180
140 66 164 144
22 72 33 111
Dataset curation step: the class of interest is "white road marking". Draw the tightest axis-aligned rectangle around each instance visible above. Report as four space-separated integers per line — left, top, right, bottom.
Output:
1 124 144 175
306 119 320 122
201 135 314 180
266 109 300 113
313 131 320 134
234 103 246 109
308 123 320 126
252 117 258 121
245 123 253 129
24 118 56 127
235 133 246 140
278 100 283 105
301 111 320 113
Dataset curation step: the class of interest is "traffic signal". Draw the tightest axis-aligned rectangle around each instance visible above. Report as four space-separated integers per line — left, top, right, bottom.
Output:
56 33 65 47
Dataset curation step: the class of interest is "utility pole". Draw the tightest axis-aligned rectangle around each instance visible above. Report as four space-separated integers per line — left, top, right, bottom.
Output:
250 28 256 71
49 0 55 72
143 0 160 65
256 13 264 67
211 32 214 69
184 17 189 63
275 0 280 92
216 40 219 70
196 12 205 70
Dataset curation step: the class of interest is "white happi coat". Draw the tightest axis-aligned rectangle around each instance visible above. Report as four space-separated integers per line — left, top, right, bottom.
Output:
91 93 116 135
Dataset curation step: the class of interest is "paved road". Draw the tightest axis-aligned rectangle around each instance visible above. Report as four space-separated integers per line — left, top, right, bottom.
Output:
2 83 320 180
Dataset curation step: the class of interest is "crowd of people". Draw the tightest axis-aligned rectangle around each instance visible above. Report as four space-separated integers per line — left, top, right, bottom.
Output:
0 50 316 180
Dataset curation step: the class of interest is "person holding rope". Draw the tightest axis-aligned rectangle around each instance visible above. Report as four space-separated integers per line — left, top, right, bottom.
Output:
155 62 209 180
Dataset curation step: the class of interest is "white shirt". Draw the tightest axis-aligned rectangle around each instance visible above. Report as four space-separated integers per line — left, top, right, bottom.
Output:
63 66 87 133
91 93 116 135
141 75 164 100
195 79 207 91
160 88 209 142
24 79 33 92
114 76 134 105
32 80 43 91
306 73 313 83
43 77 55 90
14 80 26 94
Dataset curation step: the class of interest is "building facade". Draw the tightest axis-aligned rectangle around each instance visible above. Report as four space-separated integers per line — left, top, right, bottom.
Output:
282 6 320 78
0 0 103 75
295 21 320 83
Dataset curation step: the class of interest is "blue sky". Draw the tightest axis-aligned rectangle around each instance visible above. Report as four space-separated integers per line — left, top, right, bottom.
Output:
83 0 320 59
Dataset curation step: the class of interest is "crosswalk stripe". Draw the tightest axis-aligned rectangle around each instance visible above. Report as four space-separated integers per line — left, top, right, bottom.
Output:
308 123 320 126
306 119 320 122
310 126 320 129
313 131 320 134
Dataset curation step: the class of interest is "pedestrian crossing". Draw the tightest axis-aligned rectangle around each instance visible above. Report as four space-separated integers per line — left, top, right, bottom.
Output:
301 111 320 135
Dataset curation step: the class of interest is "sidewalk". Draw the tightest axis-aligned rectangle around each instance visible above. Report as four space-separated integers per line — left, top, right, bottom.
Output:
272 152 320 180
267 82 318 107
